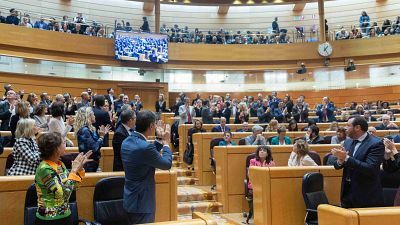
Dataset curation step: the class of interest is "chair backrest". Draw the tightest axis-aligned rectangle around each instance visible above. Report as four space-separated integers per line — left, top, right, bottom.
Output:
210 138 224 158
24 183 78 225
93 176 130 225
302 172 329 210
324 136 333 144
5 153 14 175
322 153 332 166
245 153 256 180
238 138 246 145
308 151 321 166
383 187 398 206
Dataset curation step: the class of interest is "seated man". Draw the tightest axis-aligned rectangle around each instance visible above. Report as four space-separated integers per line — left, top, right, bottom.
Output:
387 111 397 121
244 125 266 145
306 124 325 144
368 126 377 136
363 110 377 122
211 117 231 132
375 115 398 130
236 122 252 132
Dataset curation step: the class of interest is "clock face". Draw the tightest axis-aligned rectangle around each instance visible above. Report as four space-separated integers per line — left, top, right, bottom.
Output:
318 42 333 57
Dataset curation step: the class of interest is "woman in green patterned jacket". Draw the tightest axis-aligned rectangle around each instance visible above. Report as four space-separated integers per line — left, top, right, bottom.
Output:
35 132 92 225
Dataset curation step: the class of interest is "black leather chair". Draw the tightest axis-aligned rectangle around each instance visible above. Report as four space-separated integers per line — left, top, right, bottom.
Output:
302 172 329 225
308 151 322 166
238 138 246 145
24 183 92 225
323 136 332 144
322 153 332 165
61 153 79 170
93 176 130 225
4 153 14 175
244 153 256 224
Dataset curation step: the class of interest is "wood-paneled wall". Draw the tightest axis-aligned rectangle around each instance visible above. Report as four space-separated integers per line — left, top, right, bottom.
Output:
0 72 168 111
169 85 400 107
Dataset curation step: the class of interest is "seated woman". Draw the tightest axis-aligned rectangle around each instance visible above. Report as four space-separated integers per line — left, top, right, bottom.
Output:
8 101 31 147
35 132 92 225
288 140 318 167
270 125 292 145
219 131 236 146
74 107 111 172
7 118 41 176
266 119 279 132
246 145 275 223
288 119 298 131
188 119 206 145
330 126 348 144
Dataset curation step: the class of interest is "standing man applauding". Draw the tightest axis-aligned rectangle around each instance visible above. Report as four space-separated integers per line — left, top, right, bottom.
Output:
331 116 385 208
121 110 172 224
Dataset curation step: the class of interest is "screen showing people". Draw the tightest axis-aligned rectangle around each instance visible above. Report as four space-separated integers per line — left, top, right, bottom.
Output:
115 31 168 64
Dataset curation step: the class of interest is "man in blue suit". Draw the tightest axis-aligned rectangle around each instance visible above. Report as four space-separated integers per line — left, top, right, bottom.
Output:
316 97 336 122
331 116 385 208
211 117 231 132
121 110 172 224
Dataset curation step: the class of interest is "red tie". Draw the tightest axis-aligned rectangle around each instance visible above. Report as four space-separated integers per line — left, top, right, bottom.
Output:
187 109 191 123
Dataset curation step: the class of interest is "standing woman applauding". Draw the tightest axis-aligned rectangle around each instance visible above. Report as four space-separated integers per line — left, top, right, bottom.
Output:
74 107 111 172
35 132 92 225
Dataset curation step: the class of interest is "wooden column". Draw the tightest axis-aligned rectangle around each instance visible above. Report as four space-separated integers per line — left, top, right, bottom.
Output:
155 0 160 34
318 0 325 42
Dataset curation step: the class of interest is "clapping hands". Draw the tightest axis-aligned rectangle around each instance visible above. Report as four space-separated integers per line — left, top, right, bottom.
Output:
156 120 171 145
71 151 93 174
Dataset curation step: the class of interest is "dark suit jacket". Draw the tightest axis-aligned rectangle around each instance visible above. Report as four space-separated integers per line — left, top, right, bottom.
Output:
334 133 385 208
201 107 213 124
394 135 400 143
375 123 398 130
292 105 309 123
155 101 167 113
104 94 115 110
211 125 231 132
0 101 11 131
112 125 130 171
316 103 336 122
93 106 113 147
222 108 231 123
364 116 377 122
121 132 172 213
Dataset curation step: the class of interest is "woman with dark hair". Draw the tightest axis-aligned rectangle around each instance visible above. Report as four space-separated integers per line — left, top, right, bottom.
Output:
219 131 236 146
35 132 92 225
331 127 348 144
187 119 206 145
288 119 298 131
33 104 49 131
64 93 77 116
288 140 317 166
270 125 292 145
248 145 275 190
26 92 38 114
48 102 74 146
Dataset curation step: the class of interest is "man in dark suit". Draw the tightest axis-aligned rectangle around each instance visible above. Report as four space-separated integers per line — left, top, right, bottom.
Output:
0 90 17 131
375 115 398 130
363 110 377 122
221 102 231 123
93 95 113 147
201 100 213 124
316 97 336 122
292 98 309 123
112 109 135 171
5 9 19 25
332 116 385 208
211 117 231 132
104 88 115 111
236 122 252 132
121 110 172 224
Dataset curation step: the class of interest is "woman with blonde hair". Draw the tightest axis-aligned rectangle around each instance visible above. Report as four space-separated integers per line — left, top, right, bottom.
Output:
326 121 339 131
266 119 279 132
9 101 31 147
7 118 41 176
288 140 318 166
234 102 249 124
74 107 110 172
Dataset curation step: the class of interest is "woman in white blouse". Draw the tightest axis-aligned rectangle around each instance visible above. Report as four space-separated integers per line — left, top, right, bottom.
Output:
48 102 74 146
288 140 318 167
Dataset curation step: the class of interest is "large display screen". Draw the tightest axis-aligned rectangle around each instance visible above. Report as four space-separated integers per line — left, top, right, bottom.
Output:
115 31 168 64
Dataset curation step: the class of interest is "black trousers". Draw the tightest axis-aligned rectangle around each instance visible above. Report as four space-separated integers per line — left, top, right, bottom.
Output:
35 215 72 225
